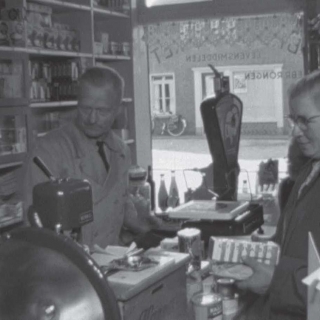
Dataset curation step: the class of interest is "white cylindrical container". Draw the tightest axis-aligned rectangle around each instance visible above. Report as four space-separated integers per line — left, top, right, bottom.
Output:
177 228 202 270
192 292 223 320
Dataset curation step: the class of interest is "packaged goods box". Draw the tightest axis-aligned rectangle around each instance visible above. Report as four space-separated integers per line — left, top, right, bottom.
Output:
92 249 190 320
26 2 52 28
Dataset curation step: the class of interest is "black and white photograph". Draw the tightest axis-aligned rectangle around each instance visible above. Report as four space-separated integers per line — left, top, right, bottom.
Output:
0 0 319 319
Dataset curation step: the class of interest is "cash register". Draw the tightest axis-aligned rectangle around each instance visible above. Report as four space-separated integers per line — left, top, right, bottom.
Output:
167 65 264 244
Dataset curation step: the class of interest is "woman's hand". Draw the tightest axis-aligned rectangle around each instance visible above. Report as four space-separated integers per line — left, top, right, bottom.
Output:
236 256 275 295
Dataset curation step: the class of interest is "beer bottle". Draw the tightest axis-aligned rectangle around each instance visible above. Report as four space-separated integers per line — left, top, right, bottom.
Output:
168 170 180 208
147 165 156 211
158 173 168 212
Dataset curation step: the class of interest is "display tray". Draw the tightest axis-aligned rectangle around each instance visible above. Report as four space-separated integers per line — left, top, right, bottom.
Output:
167 200 250 221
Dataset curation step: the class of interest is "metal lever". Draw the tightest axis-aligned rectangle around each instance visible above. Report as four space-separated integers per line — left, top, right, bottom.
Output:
33 156 56 181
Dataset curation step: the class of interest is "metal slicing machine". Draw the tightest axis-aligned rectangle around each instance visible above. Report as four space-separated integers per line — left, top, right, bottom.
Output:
0 156 121 320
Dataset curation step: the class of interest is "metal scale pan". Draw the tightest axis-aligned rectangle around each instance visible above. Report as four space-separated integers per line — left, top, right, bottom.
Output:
0 227 121 320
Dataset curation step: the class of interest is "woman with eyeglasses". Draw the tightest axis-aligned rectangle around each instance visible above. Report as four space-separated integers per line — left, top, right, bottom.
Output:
235 70 320 320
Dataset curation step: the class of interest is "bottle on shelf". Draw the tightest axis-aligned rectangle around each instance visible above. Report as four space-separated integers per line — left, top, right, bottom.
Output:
242 179 249 194
167 170 180 208
147 165 155 211
158 173 168 212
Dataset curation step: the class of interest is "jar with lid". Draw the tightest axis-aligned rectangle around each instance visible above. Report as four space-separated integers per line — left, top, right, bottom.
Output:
128 165 151 220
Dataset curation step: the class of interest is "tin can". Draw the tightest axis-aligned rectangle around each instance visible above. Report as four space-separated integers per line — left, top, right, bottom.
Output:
192 292 223 320
177 228 201 270
222 293 239 316
216 278 236 298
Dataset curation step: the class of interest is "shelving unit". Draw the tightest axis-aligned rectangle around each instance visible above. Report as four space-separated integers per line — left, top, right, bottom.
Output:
0 0 136 229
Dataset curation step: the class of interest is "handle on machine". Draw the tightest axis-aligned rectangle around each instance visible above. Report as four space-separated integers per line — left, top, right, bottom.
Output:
33 156 56 182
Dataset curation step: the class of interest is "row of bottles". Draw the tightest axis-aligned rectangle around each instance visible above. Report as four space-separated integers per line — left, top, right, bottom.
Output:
158 170 180 212
29 59 80 102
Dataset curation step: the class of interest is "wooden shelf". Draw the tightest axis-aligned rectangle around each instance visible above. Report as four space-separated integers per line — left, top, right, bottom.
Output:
30 101 78 108
0 46 93 58
27 48 93 58
0 161 23 170
29 0 91 12
93 5 130 18
37 135 134 144
0 46 27 53
95 54 131 61
31 99 131 108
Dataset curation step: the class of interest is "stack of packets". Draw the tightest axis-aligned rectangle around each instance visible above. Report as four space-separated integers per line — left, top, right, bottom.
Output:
208 237 280 280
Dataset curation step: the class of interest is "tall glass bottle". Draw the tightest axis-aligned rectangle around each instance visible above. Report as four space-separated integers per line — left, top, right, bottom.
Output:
168 170 180 208
147 165 155 211
158 173 168 212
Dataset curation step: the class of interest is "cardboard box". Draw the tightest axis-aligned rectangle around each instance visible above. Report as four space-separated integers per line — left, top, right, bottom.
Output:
27 2 52 14
94 41 103 55
93 249 190 320
160 236 179 252
26 10 52 28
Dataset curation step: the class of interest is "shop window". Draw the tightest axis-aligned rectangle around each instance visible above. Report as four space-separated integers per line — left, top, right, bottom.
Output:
150 74 176 114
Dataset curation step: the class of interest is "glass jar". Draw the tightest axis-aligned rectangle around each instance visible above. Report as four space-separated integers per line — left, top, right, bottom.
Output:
128 165 151 218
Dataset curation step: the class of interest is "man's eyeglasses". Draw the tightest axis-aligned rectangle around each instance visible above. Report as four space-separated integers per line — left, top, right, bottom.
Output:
79 106 112 117
286 114 320 131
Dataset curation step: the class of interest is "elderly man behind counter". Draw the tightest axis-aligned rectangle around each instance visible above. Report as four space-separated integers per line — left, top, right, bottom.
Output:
21 66 151 249
235 70 320 320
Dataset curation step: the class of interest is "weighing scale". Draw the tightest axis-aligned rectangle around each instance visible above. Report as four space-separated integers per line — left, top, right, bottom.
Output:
167 65 264 243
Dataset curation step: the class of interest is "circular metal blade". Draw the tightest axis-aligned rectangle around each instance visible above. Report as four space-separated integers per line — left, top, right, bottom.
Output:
0 227 120 320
